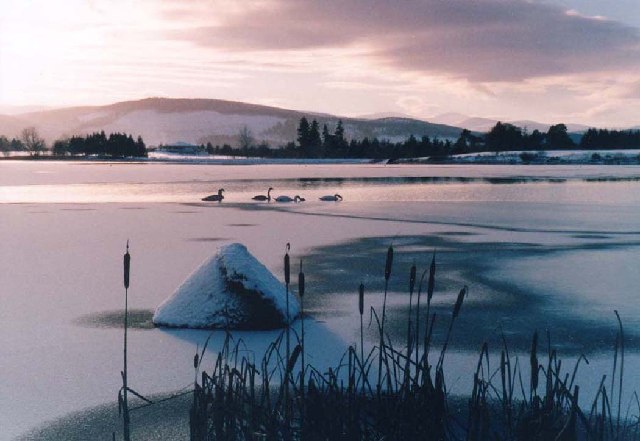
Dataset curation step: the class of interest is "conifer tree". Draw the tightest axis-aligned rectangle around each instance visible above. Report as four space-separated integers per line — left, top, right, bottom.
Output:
297 117 310 149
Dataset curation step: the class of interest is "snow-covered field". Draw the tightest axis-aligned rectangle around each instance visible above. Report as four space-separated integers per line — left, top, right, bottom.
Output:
2 161 640 439
450 149 640 164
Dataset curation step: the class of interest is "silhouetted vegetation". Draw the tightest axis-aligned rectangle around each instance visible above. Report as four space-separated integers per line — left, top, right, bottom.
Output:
203 118 640 161
2 119 640 161
0 135 25 156
185 246 637 441
580 128 640 150
206 118 455 160
482 122 577 152
21 127 47 156
52 131 147 158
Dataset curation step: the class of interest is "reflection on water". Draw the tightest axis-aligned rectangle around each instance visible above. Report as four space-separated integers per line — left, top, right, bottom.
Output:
3 178 640 205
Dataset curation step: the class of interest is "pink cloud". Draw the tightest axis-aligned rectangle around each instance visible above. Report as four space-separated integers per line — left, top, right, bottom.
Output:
163 0 640 82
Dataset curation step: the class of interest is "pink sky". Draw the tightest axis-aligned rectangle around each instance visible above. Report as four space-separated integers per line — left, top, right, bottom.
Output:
0 0 638 126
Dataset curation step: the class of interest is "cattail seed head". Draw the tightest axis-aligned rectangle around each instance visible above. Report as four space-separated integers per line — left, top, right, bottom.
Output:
530 331 539 391
452 286 467 319
409 263 416 295
193 353 199 369
123 241 130 289
427 252 436 301
287 344 302 373
384 245 393 281
298 260 305 298
358 283 364 315
284 243 290 285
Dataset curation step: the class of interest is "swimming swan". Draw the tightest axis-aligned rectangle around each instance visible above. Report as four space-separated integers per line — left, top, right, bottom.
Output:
252 187 273 202
319 194 343 201
202 188 225 202
275 195 305 203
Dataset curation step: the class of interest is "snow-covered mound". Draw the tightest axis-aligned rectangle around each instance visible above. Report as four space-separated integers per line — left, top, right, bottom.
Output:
153 243 299 330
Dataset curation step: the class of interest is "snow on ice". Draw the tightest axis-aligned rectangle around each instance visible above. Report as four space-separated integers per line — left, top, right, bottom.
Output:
153 243 299 329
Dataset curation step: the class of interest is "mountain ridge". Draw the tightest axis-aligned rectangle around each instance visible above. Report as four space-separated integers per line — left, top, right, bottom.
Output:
1 98 636 147
0 97 464 147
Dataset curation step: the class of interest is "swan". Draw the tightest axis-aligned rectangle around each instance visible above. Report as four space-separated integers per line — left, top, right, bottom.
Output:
319 194 343 201
202 188 225 202
252 187 273 202
275 195 305 203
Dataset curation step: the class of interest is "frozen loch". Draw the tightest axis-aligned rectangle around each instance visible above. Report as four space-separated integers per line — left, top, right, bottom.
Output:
153 243 299 329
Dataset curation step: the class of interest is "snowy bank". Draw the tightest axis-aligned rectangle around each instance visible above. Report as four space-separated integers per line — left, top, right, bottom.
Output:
153 243 299 330
147 152 370 165
446 149 640 165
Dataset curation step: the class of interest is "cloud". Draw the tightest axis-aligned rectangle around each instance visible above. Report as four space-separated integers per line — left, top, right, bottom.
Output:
162 0 640 82
625 81 640 98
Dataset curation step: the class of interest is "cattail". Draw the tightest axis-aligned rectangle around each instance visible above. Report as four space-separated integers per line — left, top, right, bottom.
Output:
358 282 365 391
298 259 306 401
194 353 199 370
283 242 291 420
298 260 305 298
530 331 539 393
123 241 130 289
409 262 416 295
284 243 290 285
500 350 507 402
427 252 436 302
122 240 131 441
379 245 393 389
384 245 393 281
286 345 302 375
452 286 467 319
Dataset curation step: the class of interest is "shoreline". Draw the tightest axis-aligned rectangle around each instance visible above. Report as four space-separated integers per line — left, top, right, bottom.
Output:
2 149 640 166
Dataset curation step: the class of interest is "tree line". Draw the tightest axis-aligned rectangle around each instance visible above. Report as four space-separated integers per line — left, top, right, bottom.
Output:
2 120 639 160
205 118 640 160
206 118 455 160
53 131 147 157
0 127 47 156
0 135 27 156
579 128 640 150
476 123 640 153
0 127 147 158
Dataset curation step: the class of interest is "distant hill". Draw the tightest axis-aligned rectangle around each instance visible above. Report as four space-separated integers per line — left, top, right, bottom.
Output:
430 113 590 133
356 111 415 120
0 114 27 138
0 98 464 147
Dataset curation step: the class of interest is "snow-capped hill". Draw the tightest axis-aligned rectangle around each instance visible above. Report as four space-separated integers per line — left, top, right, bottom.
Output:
0 97 464 146
153 243 299 330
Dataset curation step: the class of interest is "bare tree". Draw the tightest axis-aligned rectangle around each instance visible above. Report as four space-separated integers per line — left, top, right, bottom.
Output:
21 127 46 156
237 125 254 153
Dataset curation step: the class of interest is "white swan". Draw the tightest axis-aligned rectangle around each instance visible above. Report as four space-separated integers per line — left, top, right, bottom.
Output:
252 187 273 202
319 194 343 201
275 195 304 203
202 188 225 202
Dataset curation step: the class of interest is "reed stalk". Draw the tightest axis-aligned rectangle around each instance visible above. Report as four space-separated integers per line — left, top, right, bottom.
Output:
358 282 365 390
122 241 131 441
284 242 291 424
298 260 305 399
377 245 393 391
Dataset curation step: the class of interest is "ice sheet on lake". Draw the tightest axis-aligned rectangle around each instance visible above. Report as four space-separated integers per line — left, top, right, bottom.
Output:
153 243 299 329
